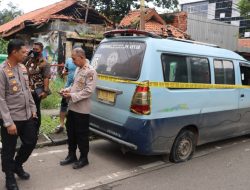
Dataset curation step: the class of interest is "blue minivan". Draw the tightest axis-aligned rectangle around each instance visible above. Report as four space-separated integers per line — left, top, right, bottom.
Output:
90 29 250 163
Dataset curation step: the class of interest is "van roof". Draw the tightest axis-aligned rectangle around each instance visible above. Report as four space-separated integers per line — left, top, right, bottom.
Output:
102 30 246 61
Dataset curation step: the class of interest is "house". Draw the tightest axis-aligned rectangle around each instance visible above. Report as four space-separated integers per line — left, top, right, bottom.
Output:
119 8 190 39
0 0 113 63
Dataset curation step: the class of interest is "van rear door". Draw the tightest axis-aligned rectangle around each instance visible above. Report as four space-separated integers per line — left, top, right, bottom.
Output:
90 41 146 126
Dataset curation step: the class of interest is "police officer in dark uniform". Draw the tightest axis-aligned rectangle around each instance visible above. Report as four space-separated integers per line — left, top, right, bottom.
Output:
0 39 38 190
24 42 50 128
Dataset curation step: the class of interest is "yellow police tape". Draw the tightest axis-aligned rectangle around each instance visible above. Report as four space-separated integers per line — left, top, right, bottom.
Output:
98 74 250 89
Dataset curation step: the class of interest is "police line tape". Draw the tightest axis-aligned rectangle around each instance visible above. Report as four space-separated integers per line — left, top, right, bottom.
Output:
98 74 250 89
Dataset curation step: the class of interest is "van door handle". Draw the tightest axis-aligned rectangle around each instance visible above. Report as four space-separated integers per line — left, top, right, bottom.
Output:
241 94 245 98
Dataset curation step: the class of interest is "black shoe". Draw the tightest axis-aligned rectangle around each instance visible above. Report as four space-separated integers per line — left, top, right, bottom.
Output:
14 166 30 180
60 155 77 166
72 158 89 169
54 125 64 134
5 172 19 190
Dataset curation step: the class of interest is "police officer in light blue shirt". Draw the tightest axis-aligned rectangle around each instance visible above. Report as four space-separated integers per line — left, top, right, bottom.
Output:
54 57 77 133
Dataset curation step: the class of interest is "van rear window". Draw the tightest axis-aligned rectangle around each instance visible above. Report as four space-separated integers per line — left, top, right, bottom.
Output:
92 41 146 80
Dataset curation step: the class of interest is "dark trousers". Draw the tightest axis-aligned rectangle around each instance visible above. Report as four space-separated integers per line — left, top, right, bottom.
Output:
32 92 41 128
66 110 89 158
0 119 38 173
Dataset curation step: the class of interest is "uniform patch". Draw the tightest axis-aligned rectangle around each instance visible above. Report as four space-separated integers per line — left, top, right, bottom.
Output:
7 71 14 77
89 76 93 81
9 76 15 80
12 85 18 92
78 78 84 83
77 81 84 89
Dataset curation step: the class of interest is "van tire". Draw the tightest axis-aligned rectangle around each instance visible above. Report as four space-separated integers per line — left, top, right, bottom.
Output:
169 130 196 163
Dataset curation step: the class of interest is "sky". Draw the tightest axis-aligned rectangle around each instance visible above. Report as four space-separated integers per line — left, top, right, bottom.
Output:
0 0 63 13
0 0 165 14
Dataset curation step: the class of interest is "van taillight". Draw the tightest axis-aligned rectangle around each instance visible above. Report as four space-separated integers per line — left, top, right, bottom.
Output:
130 85 151 115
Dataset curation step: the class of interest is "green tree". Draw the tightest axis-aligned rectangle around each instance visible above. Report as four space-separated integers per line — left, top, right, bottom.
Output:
0 38 8 54
0 2 23 25
237 0 250 17
0 2 22 54
91 0 178 23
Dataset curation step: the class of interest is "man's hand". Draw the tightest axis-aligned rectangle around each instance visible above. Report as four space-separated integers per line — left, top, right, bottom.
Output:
62 92 71 98
39 92 48 99
7 124 17 135
32 112 37 118
62 68 69 76
60 88 70 94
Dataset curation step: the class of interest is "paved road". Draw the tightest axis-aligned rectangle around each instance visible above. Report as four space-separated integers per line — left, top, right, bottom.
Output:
94 136 250 190
0 139 161 190
1 136 250 190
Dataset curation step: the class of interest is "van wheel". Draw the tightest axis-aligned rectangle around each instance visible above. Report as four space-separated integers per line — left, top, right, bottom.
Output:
169 130 196 163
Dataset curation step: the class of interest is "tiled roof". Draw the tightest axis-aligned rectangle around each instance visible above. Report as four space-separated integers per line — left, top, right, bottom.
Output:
0 0 77 36
120 8 165 27
145 20 165 35
0 0 112 37
119 8 189 39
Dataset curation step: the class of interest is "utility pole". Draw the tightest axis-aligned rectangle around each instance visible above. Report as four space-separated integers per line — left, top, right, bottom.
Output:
85 0 90 23
140 0 145 30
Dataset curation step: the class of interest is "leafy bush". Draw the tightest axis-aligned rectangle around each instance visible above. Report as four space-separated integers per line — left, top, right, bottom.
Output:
0 38 8 54
40 115 59 134
41 77 65 109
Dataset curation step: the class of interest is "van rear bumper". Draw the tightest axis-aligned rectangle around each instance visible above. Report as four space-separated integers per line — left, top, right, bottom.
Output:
89 114 175 155
90 127 137 150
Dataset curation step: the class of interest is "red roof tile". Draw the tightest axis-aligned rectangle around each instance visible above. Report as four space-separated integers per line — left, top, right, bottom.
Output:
119 9 189 39
0 0 113 38
120 8 165 27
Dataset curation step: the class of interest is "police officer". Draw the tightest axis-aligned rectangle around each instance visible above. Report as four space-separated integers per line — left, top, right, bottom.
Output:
24 42 50 128
0 39 38 190
59 47 97 169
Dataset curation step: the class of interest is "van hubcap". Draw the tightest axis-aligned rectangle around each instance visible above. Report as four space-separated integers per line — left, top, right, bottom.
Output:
177 137 192 160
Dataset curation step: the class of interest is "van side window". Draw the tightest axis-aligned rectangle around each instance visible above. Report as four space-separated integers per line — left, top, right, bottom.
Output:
189 57 210 83
214 60 235 84
161 54 210 85
240 63 250 85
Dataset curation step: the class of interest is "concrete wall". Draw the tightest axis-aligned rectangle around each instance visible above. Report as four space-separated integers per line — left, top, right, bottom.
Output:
187 14 239 51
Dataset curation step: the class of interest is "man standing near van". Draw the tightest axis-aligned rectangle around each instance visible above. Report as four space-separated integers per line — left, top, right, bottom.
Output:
59 47 97 169
24 42 50 129
54 57 77 134
0 39 38 190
